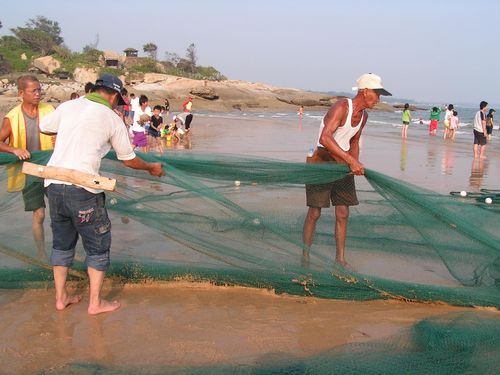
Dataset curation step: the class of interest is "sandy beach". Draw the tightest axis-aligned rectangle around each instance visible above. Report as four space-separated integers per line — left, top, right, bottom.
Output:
0 109 499 374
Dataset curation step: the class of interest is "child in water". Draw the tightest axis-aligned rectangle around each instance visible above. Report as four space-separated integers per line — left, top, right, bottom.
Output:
401 103 411 139
449 110 459 141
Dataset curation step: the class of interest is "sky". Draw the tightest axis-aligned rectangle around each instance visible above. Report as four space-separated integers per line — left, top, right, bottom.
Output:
1 0 499 106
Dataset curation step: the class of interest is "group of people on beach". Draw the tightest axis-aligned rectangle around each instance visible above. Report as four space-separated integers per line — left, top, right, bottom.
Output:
402 101 495 159
74 83 194 154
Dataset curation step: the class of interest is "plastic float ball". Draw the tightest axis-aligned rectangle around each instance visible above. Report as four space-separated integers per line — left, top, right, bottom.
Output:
460 191 467 197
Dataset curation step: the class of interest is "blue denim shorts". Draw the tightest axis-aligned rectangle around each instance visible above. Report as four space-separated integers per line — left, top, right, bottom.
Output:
46 184 112 271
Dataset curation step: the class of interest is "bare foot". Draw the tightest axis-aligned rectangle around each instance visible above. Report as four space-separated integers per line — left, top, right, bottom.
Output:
88 299 121 315
336 259 356 272
56 294 82 311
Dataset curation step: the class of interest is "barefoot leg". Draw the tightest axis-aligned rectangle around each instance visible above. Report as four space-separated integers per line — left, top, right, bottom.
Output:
87 267 120 315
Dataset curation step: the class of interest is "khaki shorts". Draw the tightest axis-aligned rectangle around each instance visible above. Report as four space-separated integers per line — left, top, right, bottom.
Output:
305 147 359 208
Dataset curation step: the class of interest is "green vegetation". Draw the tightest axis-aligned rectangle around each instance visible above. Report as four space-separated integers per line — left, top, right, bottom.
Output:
0 16 226 81
0 36 36 72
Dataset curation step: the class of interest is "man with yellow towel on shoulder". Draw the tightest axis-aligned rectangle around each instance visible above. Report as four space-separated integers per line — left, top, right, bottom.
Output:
0 75 55 259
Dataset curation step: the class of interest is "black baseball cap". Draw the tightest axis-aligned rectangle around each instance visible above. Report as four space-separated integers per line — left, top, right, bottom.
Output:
94 74 126 105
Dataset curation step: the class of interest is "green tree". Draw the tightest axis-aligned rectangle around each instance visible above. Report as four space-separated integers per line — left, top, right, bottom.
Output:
143 42 158 60
185 43 197 74
10 16 64 55
10 27 56 55
26 16 63 45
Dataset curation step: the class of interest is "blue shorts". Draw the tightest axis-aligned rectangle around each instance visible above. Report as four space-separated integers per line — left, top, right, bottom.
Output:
46 184 112 271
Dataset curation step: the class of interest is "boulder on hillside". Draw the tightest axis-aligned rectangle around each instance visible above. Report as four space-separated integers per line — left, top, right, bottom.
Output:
73 67 98 84
32 56 61 75
144 73 169 84
189 87 219 100
44 85 75 102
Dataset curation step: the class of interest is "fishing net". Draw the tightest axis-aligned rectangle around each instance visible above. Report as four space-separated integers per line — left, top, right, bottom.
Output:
0 150 498 309
1 149 499 374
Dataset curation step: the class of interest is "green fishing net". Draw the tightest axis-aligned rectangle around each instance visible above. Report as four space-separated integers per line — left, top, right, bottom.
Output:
0 150 498 308
1 150 499 374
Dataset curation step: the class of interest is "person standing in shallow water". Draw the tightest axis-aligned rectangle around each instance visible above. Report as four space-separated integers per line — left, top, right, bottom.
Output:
473 101 488 159
485 108 495 141
429 107 441 136
302 73 392 269
443 104 454 139
401 103 411 139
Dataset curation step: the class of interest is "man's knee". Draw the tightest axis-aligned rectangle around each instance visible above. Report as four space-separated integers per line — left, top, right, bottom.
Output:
335 205 349 221
306 207 322 222
33 207 45 224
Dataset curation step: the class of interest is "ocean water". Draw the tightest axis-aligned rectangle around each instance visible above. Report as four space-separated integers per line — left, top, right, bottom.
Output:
194 106 499 195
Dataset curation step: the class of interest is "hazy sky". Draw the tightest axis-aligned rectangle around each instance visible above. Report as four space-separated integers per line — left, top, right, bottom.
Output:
1 0 499 105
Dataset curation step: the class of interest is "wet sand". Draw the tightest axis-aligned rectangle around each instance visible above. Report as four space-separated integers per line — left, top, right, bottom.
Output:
0 283 478 374
0 111 499 374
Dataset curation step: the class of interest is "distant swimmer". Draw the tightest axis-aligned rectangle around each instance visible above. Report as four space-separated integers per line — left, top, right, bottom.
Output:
303 73 392 269
298 105 304 118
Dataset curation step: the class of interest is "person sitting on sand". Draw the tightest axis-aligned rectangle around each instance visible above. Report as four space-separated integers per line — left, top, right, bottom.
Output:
303 73 392 269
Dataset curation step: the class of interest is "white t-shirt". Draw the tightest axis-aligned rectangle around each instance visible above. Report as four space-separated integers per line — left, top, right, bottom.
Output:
473 110 485 133
40 97 136 193
131 106 152 133
130 97 140 112
444 109 453 122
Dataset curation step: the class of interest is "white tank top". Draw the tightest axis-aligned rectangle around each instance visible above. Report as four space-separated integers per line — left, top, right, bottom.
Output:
316 99 364 151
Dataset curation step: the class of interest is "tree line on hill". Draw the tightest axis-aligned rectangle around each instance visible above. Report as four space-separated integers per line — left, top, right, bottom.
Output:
0 16 226 81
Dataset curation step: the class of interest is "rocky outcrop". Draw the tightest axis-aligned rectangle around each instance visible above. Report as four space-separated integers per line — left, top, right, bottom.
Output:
32 56 61 75
276 96 335 107
73 67 98 84
143 73 169 84
189 87 219 100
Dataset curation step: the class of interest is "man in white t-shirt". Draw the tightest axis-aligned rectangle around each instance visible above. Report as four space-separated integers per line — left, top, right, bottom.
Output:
473 101 488 159
40 74 164 315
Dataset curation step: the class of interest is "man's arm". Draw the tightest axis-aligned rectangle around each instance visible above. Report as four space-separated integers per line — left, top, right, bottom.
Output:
0 117 31 160
319 100 364 175
481 113 487 134
122 157 164 177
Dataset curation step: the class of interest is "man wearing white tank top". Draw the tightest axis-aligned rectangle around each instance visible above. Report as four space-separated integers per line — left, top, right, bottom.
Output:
303 73 392 269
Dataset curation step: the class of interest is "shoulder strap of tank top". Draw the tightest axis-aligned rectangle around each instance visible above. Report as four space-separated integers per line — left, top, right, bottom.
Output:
344 98 353 126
